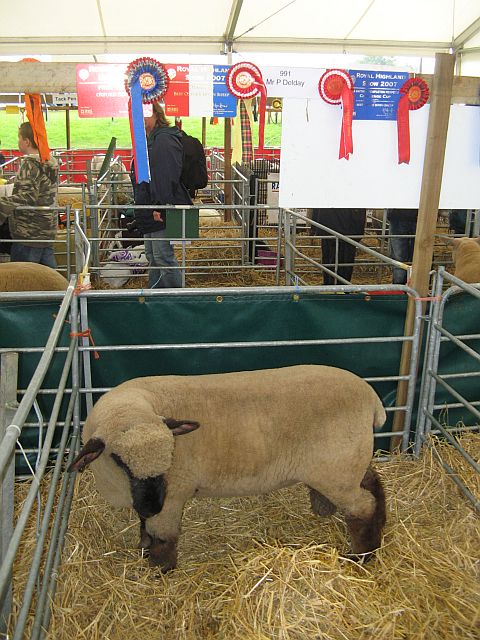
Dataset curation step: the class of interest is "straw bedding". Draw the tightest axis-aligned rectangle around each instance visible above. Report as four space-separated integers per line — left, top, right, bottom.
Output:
94 216 455 290
11 434 479 639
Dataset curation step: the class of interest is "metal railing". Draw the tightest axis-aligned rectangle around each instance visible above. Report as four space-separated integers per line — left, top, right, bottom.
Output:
416 266 480 513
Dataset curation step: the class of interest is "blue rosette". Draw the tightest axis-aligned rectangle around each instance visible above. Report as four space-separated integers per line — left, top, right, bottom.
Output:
125 57 169 183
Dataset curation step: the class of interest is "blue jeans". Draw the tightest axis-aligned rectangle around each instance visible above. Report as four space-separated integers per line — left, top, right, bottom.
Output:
10 243 57 269
388 212 417 285
144 230 182 288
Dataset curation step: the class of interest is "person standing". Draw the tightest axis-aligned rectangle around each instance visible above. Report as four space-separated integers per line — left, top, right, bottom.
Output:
132 103 192 288
386 209 418 285
310 208 367 285
0 122 58 267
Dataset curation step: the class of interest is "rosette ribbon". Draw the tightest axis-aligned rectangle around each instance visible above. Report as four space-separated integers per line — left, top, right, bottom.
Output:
124 57 169 183
319 69 354 160
397 77 429 164
20 58 51 162
226 62 267 154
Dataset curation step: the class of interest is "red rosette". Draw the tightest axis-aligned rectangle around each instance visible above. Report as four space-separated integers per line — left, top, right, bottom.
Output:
226 62 267 154
397 78 429 164
318 69 353 105
399 77 429 110
318 69 354 160
124 56 169 104
226 62 263 99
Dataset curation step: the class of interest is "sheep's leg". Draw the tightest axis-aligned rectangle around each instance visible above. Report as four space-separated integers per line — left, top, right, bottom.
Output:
145 495 187 572
139 517 152 550
311 466 386 560
308 487 337 516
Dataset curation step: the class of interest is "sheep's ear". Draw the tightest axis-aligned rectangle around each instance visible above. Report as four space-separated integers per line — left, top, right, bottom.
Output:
440 235 456 247
68 438 105 472
113 422 174 480
474 237 480 245
164 418 200 436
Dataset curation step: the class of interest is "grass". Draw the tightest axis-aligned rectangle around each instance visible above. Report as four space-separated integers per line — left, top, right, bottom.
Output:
0 110 282 151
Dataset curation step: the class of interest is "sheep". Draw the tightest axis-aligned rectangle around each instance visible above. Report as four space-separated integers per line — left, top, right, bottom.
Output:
0 262 69 291
69 365 387 572
448 237 480 284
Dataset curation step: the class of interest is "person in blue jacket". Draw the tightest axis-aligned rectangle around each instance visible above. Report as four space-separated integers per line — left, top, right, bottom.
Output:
132 102 192 288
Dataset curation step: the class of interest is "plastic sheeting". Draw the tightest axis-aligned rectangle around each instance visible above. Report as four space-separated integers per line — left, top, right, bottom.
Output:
0 0 479 66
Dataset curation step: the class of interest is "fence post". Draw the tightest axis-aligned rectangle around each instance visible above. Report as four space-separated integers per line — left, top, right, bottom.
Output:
391 52 455 451
0 352 19 635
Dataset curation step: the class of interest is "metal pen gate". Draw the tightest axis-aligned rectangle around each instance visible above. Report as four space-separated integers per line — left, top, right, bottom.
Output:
416 267 480 513
1 271 479 636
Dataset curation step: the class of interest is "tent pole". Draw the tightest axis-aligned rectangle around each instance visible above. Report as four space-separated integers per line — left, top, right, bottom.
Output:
223 46 233 218
391 52 455 451
65 106 71 149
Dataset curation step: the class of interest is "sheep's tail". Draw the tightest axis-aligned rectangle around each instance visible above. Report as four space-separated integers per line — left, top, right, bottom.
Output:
373 392 386 430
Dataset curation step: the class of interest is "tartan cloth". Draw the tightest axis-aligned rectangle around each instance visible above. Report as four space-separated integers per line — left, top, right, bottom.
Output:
240 99 254 164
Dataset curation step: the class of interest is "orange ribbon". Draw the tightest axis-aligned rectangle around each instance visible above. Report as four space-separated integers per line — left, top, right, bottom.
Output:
397 93 411 164
339 83 354 160
24 94 51 163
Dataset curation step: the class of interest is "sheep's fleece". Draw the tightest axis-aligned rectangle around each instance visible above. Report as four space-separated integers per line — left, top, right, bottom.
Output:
71 366 387 568
0 262 68 291
450 237 480 284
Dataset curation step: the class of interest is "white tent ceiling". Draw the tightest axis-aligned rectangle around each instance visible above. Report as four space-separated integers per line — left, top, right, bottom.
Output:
1 0 479 73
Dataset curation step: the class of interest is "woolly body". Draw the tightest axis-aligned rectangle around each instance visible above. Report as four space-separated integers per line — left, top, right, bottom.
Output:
0 262 68 291
451 237 480 283
74 365 387 569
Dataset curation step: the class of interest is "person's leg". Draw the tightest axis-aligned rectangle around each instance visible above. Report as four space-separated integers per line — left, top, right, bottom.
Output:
337 240 355 283
10 243 43 264
39 247 57 269
148 230 182 289
389 235 409 284
388 216 415 285
143 233 162 288
321 236 335 285
337 209 366 283
449 210 468 236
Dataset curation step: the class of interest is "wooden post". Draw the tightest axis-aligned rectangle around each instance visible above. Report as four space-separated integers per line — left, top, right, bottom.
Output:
223 116 232 221
201 117 206 147
391 52 455 450
65 106 71 149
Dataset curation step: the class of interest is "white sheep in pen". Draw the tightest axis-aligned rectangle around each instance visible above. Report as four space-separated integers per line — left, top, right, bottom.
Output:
448 237 480 284
0 262 68 291
69 365 387 572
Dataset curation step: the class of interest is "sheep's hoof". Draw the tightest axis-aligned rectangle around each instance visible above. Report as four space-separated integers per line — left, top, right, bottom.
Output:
343 550 375 564
149 538 177 573
139 530 152 550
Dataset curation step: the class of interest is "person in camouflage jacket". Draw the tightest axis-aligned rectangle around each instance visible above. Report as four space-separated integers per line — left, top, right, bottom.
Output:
0 122 59 267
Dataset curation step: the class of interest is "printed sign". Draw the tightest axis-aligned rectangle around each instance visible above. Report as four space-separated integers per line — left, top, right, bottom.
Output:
262 67 411 119
213 65 237 117
164 65 190 116
263 66 320 99
51 93 78 107
76 64 128 118
348 69 410 120
164 64 236 117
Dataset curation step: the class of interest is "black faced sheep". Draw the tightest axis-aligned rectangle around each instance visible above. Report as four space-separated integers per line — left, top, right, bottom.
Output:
0 262 68 291
448 237 480 283
69 365 387 572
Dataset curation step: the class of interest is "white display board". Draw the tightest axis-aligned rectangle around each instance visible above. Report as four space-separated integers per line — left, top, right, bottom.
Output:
279 101 480 209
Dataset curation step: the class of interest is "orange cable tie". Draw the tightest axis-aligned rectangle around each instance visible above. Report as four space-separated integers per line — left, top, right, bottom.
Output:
70 328 100 359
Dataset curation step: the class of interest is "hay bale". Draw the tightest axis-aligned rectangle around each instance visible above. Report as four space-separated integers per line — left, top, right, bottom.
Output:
57 186 85 208
9 434 480 639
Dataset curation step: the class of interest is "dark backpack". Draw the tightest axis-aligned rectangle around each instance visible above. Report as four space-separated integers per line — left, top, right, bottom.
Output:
180 134 208 195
